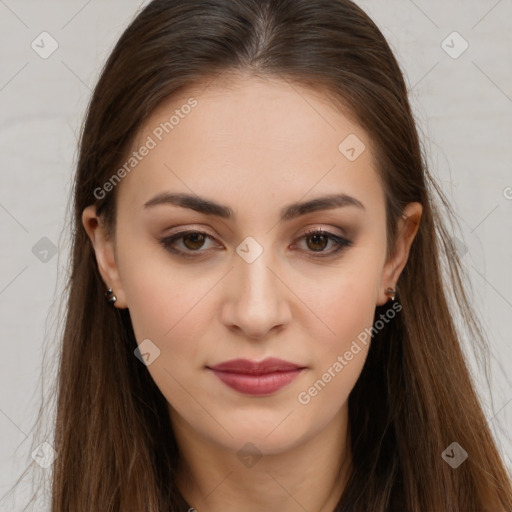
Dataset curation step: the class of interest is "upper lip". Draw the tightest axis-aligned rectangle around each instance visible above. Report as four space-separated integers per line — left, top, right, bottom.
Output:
207 357 305 375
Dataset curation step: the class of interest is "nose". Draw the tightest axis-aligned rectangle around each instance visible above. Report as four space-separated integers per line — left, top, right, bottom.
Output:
220 248 292 340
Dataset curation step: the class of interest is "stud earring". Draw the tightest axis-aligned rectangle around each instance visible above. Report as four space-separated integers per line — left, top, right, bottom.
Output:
385 287 396 301
105 288 117 305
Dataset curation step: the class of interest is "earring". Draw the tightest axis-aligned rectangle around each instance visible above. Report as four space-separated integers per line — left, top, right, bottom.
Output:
105 287 117 305
385 287 396 301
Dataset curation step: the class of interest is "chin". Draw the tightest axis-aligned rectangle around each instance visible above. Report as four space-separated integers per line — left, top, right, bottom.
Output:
214 413 312 453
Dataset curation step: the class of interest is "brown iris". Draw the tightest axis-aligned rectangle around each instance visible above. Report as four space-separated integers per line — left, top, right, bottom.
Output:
182 232 207 250
305 233 329 251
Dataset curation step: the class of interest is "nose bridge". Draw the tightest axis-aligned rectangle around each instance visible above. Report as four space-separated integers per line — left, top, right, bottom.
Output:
223 237 290 338
238 247 275 300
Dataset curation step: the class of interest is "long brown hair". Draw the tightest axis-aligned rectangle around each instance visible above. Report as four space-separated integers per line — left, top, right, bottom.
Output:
10 0 512 510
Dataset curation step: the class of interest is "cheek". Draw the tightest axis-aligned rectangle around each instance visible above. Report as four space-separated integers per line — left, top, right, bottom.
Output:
295 274 376 412
299 261 382 357
293 258 382 413
122 269 214 362
115 234 214 360
119 255 215 415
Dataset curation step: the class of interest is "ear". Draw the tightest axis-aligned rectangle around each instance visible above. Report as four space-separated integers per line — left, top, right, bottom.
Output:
377 202 422 306
82 205 128 309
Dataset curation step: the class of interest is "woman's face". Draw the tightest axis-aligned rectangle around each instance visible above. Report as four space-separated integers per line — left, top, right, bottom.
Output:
83 75 421 456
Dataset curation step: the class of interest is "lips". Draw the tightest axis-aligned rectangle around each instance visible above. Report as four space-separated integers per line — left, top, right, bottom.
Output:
207 358 305 395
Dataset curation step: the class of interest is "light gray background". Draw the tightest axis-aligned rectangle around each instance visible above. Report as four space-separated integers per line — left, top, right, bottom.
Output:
1 0 511 509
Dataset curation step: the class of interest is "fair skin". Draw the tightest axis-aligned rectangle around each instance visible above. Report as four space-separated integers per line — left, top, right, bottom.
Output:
82 74 422 512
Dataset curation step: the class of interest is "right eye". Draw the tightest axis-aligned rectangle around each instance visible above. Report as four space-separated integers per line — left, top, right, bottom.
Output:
160 230 221 258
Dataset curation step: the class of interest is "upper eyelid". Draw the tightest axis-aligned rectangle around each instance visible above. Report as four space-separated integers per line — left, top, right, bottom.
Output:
162 224 348 238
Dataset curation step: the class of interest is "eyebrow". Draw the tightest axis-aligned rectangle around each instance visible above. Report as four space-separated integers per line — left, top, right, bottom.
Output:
143 192 365 221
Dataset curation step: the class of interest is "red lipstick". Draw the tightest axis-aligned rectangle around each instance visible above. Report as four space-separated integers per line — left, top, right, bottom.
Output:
207 358 305 396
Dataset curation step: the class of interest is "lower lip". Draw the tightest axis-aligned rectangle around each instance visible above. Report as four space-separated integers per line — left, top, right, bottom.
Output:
209 369 303 395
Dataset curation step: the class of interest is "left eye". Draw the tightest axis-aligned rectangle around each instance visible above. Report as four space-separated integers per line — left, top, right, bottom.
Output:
291 229 352 257
160 229 351 258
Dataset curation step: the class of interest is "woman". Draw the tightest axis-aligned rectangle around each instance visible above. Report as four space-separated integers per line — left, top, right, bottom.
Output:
19 0 512 510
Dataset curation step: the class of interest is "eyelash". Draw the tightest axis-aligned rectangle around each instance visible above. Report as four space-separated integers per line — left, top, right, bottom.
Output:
160 228 352 259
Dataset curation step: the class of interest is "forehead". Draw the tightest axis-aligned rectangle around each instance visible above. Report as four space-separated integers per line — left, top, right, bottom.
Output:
136 73 365 157
117 74 384 217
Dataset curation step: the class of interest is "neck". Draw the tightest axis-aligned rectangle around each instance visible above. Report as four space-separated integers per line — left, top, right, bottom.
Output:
172 404 352 512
